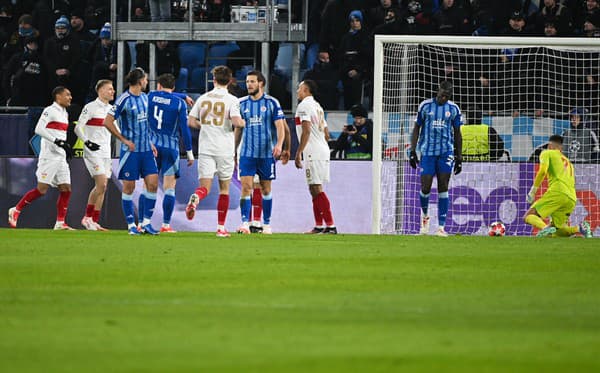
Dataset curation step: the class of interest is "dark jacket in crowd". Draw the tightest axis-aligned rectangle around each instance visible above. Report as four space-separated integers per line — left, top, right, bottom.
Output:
136 41 181 78
3 44 48 106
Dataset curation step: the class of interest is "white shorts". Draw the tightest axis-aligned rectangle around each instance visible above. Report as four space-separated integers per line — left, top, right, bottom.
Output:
198 154 234 180
305 159 330 185
84 157 112 177
36 158 71 187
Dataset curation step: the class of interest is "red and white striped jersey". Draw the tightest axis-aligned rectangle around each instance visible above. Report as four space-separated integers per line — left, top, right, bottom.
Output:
75 98 112 158
294 95 330 160
35 102 69 160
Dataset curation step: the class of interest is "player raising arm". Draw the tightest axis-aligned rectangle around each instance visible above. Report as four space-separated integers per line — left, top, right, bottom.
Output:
185 66 244 237
409 81 462 237
294 80 337 234
524 134 592 238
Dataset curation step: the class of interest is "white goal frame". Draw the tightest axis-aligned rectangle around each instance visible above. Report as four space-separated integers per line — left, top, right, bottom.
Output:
372 35 600 234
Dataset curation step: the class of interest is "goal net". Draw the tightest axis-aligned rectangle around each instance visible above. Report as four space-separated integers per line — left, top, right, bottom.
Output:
372 35 600 236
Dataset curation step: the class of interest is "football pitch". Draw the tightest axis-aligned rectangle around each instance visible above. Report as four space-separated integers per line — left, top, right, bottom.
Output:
1 229 599 372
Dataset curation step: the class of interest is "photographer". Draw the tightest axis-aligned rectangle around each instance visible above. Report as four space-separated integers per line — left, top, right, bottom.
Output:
334 104 373 159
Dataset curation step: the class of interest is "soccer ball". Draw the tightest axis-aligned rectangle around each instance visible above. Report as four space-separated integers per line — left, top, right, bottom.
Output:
488 221 506 237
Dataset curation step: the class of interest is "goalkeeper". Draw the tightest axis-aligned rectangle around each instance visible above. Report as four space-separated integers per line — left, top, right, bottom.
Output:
409 81 463 237
524 135 592 238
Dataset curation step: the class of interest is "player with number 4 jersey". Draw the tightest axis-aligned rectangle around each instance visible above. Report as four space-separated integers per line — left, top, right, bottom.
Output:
147 73 194 233
186 66 245 237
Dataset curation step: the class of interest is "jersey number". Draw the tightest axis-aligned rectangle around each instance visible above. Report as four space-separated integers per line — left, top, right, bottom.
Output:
153 106 163 129
200 101 225 126
560 155 574 177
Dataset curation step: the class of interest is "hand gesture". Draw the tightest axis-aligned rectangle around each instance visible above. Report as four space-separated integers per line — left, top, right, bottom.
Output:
294 152 303 169
280 150 290 165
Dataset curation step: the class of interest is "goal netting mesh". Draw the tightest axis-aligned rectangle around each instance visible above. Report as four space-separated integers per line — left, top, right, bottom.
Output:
372 36 600 236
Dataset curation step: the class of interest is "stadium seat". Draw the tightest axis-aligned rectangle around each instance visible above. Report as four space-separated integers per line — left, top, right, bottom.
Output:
234 65 254 91
207 42 240 68
175 67 189 91
179 42 207 71
189 67 207 93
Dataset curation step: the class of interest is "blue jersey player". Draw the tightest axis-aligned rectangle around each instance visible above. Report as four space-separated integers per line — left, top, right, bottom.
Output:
409 81 463 237
147 73 194 233
103 67 160 235
234 70 286 234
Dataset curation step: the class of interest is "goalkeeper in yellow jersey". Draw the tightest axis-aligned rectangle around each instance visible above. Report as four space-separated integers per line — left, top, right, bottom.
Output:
524 135 592 238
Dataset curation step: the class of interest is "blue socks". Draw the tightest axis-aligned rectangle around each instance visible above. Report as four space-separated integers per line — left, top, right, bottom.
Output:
262 193 272 225
420 191 430 216
240 196 251 222
143 191 157 220
163 188 175 225
122 193 135 226
438 191 449 227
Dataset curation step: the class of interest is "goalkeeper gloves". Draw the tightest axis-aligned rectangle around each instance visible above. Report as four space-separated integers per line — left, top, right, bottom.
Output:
454 156 462 175
527 186 538 204
84 140 100 151
54 138 73 160
409 150 419 169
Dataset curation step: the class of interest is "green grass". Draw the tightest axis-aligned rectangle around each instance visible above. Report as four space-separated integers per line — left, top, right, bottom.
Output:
1 229 599 372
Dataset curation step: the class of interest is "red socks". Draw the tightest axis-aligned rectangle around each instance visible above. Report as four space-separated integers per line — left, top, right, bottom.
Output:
56 191 71 222
92 209 101 223
16 188 43 211
312 196 324 226
217 194 229 225
195 186 208 201
252 187 262 222
85 204 95 218
315 192 334 226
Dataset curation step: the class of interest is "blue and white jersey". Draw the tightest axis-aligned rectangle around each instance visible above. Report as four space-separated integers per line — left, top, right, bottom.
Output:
109 90 151 153
148 90 192 152
239 93 285 159
415 98 462 156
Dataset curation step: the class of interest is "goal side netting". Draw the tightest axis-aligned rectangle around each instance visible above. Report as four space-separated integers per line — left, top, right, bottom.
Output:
372 35 600 236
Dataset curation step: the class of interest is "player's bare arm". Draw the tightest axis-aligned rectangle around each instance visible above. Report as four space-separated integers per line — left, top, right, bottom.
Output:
104 114 135 151
294 120 311 169
273 118 285 158
280 123 291 164
409 122 420 168
187 114 201 129
232 115 245 128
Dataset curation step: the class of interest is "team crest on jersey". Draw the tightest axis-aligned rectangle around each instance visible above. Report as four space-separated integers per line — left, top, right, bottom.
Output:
41 172 47 179
260 106 266 112
445 111 451 118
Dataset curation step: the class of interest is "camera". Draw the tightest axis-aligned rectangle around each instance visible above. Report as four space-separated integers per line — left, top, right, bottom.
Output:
346 124 355 131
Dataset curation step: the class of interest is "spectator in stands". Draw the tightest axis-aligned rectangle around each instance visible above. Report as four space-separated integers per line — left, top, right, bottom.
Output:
334 104 373 159
583 13 600 36
204 0 231 22
533 0 574 36
32 0 69 40
0 4 14 48
1 14 39 68
319 0 367 68
372 7 403 35
431 0 469 35
398 1 433 35
500 11 532 36
84 0 110 30
338 10 371 110
136 40 181 79
302 49 340 110
2 35 49 107
543 20 559 36
149 0 171 21
88 23 131 101
562 107 600 163
44 16 80 102
367 0 398 28
71 9 97 104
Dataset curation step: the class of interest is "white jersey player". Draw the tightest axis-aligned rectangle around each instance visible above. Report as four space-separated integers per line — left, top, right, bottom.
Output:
8 86 75 230
294 80 337 234
185 65 245 237
74 79 115 231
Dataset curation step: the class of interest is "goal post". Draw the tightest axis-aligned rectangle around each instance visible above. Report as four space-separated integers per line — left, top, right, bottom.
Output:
372 35 600 236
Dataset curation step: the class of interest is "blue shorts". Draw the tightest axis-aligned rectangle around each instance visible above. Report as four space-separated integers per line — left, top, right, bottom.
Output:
239 156 276 180
118 150 158 180
155 147 180 178
420 152 454 176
